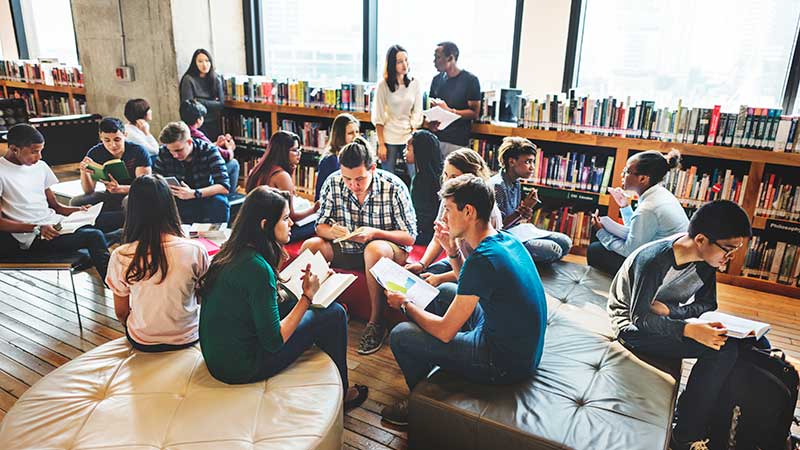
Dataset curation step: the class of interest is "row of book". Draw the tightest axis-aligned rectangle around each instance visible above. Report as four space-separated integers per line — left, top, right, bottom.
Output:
515 92 800 152
222 75 373 112
222 114 270 146
531 207 592 247
39 95 87 116
755 175 799 221
531 152 614 194
662 167 748 207
0 59 84 87
280 120 329 151
742 236 800 286
470 139 502 172
293 164 318 196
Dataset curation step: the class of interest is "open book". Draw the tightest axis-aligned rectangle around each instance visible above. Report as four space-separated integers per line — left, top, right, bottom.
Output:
57 202 104 234
686 311 771 340
86 159 129 182
333 227 366 243
423 106 460 131
292 195 318 227
369 257 439 310
279 249 357 308
599 216 629 240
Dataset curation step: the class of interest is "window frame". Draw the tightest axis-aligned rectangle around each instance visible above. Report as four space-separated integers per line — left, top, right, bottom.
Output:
9 0 80 64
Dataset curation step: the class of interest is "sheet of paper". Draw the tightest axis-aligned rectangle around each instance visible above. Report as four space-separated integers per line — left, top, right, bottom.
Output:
423 106 461 131
506 224 553 242
280 249 330 299
295 212 318 228
59 202 103 234
599 216 629 240
369 257 439 310
312 272 357 308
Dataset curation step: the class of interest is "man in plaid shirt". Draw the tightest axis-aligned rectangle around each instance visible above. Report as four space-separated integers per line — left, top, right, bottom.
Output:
154 122 230 223
302 139 417 355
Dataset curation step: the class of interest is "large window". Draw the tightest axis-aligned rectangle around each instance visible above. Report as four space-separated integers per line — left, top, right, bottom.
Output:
262 0 363 84
377 0 517 91
574 0 800 110
20 0 78 65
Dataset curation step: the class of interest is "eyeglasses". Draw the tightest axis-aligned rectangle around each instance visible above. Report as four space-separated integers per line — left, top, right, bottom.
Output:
289 147 301 154
621 167 641 177
711 240 743 258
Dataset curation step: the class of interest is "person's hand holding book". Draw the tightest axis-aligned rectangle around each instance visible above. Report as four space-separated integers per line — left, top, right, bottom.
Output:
684 321 728 350
301 264 320 304
100 174 128 195
79 156 97 175
385 290 408 310
170 181 196 200
346 226 377 244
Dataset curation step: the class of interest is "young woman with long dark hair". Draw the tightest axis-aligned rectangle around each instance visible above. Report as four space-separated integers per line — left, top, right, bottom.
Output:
245 130 320 241
105 175 209 352
314 113 360 201
180 48 225 140
406 130 443 244
198 186 368 408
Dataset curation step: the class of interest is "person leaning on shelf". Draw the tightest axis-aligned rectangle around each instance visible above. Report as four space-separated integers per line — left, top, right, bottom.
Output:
426 41 481 157
314 113 360 201
488 136 572 263
588 149 688 275
123 98 160 158
179 99 240 197
301 139 417 355
180 48 225 140
153 121 230 224
372 45 423 178
381 174 548 427
245 130 320 243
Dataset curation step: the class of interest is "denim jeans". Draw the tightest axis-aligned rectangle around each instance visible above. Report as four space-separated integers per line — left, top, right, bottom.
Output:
69 191 125 232
390 284 516 391
524 232 572 263
250 302 350 391
382 144 413 177
176 194 230 224
587 241 626 275
225 159 240 197
0 227 110 280
289 221 316 243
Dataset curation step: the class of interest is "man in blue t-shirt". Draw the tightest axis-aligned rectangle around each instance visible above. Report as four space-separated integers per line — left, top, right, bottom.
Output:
73 117 152 231
381 174 547 426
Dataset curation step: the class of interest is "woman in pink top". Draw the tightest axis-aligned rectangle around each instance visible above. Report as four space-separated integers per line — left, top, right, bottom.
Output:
106 175 209 352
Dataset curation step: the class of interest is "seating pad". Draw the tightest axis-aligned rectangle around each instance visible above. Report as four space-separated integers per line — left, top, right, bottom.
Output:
0 249 90 268
0 338 344 450
408 261 680 450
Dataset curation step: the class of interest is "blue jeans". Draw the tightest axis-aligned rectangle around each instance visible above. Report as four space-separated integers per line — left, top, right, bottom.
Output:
176 194 230 224
225 159 240 197
0 227 110 280
382 144 413 177
390 284 513 391
250 302 350 391
524 232 572 263
289 221 316 243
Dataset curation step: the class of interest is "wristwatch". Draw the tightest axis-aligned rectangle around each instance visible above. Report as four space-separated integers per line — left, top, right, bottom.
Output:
32 225 41 236
400 300 412 317
194 189 202 199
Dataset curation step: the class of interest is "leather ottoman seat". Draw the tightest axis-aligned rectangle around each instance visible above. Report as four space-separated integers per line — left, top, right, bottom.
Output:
408 261 681 450
0 338 344 450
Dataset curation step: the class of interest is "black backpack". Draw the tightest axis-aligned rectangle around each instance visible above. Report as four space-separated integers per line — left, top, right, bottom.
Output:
709 346 799 450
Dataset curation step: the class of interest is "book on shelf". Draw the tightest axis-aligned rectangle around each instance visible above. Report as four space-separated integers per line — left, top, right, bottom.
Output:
221 114 269 146
280 119 329 151
754 174 800 221
531 152 614 194
531 206 593 247
0 59 84 87
470 138 501 172
279 249 357 308
662 166 747 208
39 94 87 116
742 236 800 286
686 311 770 340
222 74 374 112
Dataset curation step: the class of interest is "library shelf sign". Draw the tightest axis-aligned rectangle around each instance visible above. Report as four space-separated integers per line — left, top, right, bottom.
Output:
764 220 800 246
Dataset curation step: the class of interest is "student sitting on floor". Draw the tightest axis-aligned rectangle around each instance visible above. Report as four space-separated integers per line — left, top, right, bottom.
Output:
197 186 368 409
588 149 688 275
381 174 548 426
406 129 443 245
244 130 320 242
105 175 209 352
153 121 230 224
607 200 767 450
179 99 240 196
72 117 152 231
488 136 572 263
123 98 160 157
0 124 111 280
301 139 417 355
405 148 503 287
314 113 360 201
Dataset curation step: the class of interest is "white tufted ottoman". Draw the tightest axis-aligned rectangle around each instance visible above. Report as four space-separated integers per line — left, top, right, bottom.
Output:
0 337 343 450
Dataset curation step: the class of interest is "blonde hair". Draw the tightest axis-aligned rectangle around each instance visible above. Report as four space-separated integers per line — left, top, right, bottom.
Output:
444 148 492 180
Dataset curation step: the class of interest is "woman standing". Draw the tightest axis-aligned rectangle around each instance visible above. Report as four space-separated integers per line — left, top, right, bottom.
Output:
405 130 443 245
315 113 360 201
371 45 423 179
198 186 368 409
180 49 225 140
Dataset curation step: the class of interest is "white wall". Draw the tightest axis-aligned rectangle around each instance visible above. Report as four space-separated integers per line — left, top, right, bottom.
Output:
0 1 19 60
516 0 572 97
172 0 246 79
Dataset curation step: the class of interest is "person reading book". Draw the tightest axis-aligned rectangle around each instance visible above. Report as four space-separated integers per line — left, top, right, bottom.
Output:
381 174 547 426
106 175 209 352
153 121 230 224
245 130 320 242
301 139 417 355
179 99 240 197
197 186 368 410
73 117 152 231
314 113 360 201
488 136 572 263
588 149 688 275
0 124 111 280
606 200 769 450
279 249 356 308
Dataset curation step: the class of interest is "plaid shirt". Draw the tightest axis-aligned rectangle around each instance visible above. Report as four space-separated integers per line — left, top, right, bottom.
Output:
489 169 521 220
153 138 230 191
318 169 417 253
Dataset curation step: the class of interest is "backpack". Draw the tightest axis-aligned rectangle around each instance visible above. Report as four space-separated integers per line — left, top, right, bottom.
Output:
709 346 799 450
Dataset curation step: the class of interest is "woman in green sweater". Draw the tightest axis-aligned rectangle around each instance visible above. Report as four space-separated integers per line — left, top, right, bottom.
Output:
198 186 368 409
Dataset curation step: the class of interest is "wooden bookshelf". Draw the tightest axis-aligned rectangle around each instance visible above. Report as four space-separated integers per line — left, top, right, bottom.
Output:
0 79 87 117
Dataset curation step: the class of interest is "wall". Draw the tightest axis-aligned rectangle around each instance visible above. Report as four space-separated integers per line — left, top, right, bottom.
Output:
516 0 572 97
0 1 19 60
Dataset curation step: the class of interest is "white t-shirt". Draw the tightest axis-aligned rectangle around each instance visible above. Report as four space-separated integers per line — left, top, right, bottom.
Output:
125 123 160 156
106 237 209 346
0 157 64 248
371 78 424 145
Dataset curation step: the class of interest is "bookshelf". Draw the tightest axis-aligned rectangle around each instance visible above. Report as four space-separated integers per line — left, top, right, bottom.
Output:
223 102 800 297
0 80 87 117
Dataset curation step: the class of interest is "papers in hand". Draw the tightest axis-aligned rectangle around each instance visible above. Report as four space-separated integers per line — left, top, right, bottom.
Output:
58 202 103 234
279 249 356 308
369 257 439 310
423 106 460 131
599 216 629 240
686 311 771 340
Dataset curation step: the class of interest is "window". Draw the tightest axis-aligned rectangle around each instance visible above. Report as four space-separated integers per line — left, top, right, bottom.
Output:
376 0 517 92
20 0 78 65
261 0 362 84
574 0 800 111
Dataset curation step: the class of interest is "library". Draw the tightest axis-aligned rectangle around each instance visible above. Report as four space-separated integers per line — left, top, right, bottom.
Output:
0 1 798 450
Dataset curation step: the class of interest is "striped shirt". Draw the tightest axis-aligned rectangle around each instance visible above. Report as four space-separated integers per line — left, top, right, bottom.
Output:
153 138 230 191
317 168 417 253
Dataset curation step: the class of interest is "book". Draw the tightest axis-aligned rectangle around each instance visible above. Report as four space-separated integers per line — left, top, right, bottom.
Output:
86 159 129 183
279 249 357 308
686 311 771 340
333 227 367 243
57 202 104 234
369 257 440 310
196 237 221 256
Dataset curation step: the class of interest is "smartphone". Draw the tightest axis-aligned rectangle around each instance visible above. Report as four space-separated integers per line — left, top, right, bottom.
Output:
164 176 181 187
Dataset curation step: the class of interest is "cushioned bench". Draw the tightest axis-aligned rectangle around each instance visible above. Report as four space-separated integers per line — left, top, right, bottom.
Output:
408 261 681 450
0 338 344 450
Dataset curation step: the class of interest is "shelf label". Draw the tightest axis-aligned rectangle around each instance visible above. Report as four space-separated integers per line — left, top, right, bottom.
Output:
763 219 800 245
